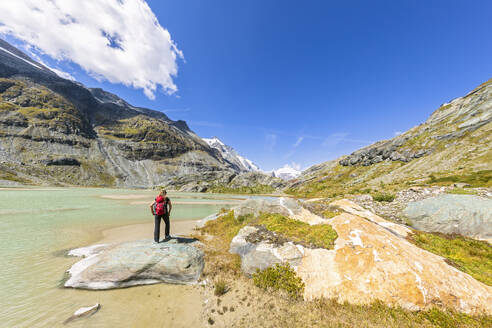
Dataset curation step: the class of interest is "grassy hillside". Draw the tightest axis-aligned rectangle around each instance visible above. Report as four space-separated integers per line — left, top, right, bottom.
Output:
288 79 492 198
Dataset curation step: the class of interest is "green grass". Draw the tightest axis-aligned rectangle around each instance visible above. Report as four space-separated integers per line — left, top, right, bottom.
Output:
201 210 338 250
258 213 338 249
446 188 478 195
214 279 228 296
253 263 305 299
372 192 396 202
428 170 492 188
0 169 29 183
208 184 276 194
408 231 492 286
321 209 340 219
0 78 90 135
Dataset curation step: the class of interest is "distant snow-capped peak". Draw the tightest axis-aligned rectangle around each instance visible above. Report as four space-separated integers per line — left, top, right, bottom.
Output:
268 164 302 180
203 136 261 172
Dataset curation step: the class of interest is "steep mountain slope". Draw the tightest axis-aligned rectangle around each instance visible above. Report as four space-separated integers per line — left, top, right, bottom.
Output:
0 39 239 187
203 136 260 172
288 79 492 197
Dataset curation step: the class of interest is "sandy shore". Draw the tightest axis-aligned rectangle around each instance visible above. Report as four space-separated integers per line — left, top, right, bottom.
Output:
129 200 241 205
97 219 200 244
99 194 150 200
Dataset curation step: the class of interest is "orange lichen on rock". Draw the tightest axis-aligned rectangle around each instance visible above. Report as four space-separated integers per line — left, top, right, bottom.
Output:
296 200 492 315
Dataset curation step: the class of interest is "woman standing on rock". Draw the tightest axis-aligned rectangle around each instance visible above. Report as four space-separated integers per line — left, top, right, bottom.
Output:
150 189 172 243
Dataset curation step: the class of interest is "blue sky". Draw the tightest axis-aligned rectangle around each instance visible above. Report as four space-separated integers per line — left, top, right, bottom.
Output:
1 1 491 171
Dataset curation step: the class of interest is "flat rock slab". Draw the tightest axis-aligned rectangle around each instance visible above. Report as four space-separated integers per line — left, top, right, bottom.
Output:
65 239 204 289
403 194 492 242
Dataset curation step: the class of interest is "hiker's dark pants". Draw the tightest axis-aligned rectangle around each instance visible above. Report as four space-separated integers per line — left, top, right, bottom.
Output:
154 214 170 242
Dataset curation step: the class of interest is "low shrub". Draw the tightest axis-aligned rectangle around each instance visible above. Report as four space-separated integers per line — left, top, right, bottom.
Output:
214 279 228 296
252 263 305 299
372 192 395 202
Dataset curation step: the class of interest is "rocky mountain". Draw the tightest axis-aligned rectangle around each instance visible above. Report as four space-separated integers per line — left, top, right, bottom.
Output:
203 136 260 172
288 79 492 197
0 38 277 189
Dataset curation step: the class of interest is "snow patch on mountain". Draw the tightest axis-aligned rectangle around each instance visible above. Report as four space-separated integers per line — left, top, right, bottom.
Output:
203 136 261 172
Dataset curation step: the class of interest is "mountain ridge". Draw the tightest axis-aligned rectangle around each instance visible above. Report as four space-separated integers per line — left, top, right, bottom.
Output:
288 79 492 197
0 38 278 189
202 136 260 173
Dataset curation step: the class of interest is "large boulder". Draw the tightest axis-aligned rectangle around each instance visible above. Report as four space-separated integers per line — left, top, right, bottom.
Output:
65 239 204 289
403 194 492 242
228 198 492 314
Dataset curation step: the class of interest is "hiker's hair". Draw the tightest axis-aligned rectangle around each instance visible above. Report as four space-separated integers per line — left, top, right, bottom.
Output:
160 189 167 195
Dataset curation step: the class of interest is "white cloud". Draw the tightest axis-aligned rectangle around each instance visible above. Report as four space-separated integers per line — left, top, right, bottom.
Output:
293 136 304 148
285 162 302 171
321 132 349 147
0 0 183 99
321 133 372 147
394 131 402 136
265 133 277 151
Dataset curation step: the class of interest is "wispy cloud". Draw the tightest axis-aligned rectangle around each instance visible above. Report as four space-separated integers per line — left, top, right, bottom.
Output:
293 136 304 148
321 133 372 147
321 133 349 147
394 131 402 136
265 133 277 151
0 0 183 99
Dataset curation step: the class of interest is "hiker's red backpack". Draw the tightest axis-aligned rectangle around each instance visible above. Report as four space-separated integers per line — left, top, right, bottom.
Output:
155 196 167 216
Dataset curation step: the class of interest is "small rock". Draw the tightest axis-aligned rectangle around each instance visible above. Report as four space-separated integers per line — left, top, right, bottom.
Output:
63 303 100 324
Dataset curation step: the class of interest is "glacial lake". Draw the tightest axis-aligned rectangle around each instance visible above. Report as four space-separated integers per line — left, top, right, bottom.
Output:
0 187 249 327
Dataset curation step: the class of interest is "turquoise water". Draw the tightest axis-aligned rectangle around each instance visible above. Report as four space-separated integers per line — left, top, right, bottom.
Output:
0 187 244 328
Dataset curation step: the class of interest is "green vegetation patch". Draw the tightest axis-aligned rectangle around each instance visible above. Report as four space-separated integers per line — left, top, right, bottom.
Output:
202 210 338 250
302 299 492 328
0 78 90 135
253 263 305 299
208 184 276 195
372 192 396 202
428 170 492 188
257 213 338 249
446 188 478 195
214 279 228 296
408 231 492 286
321 209 341 219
